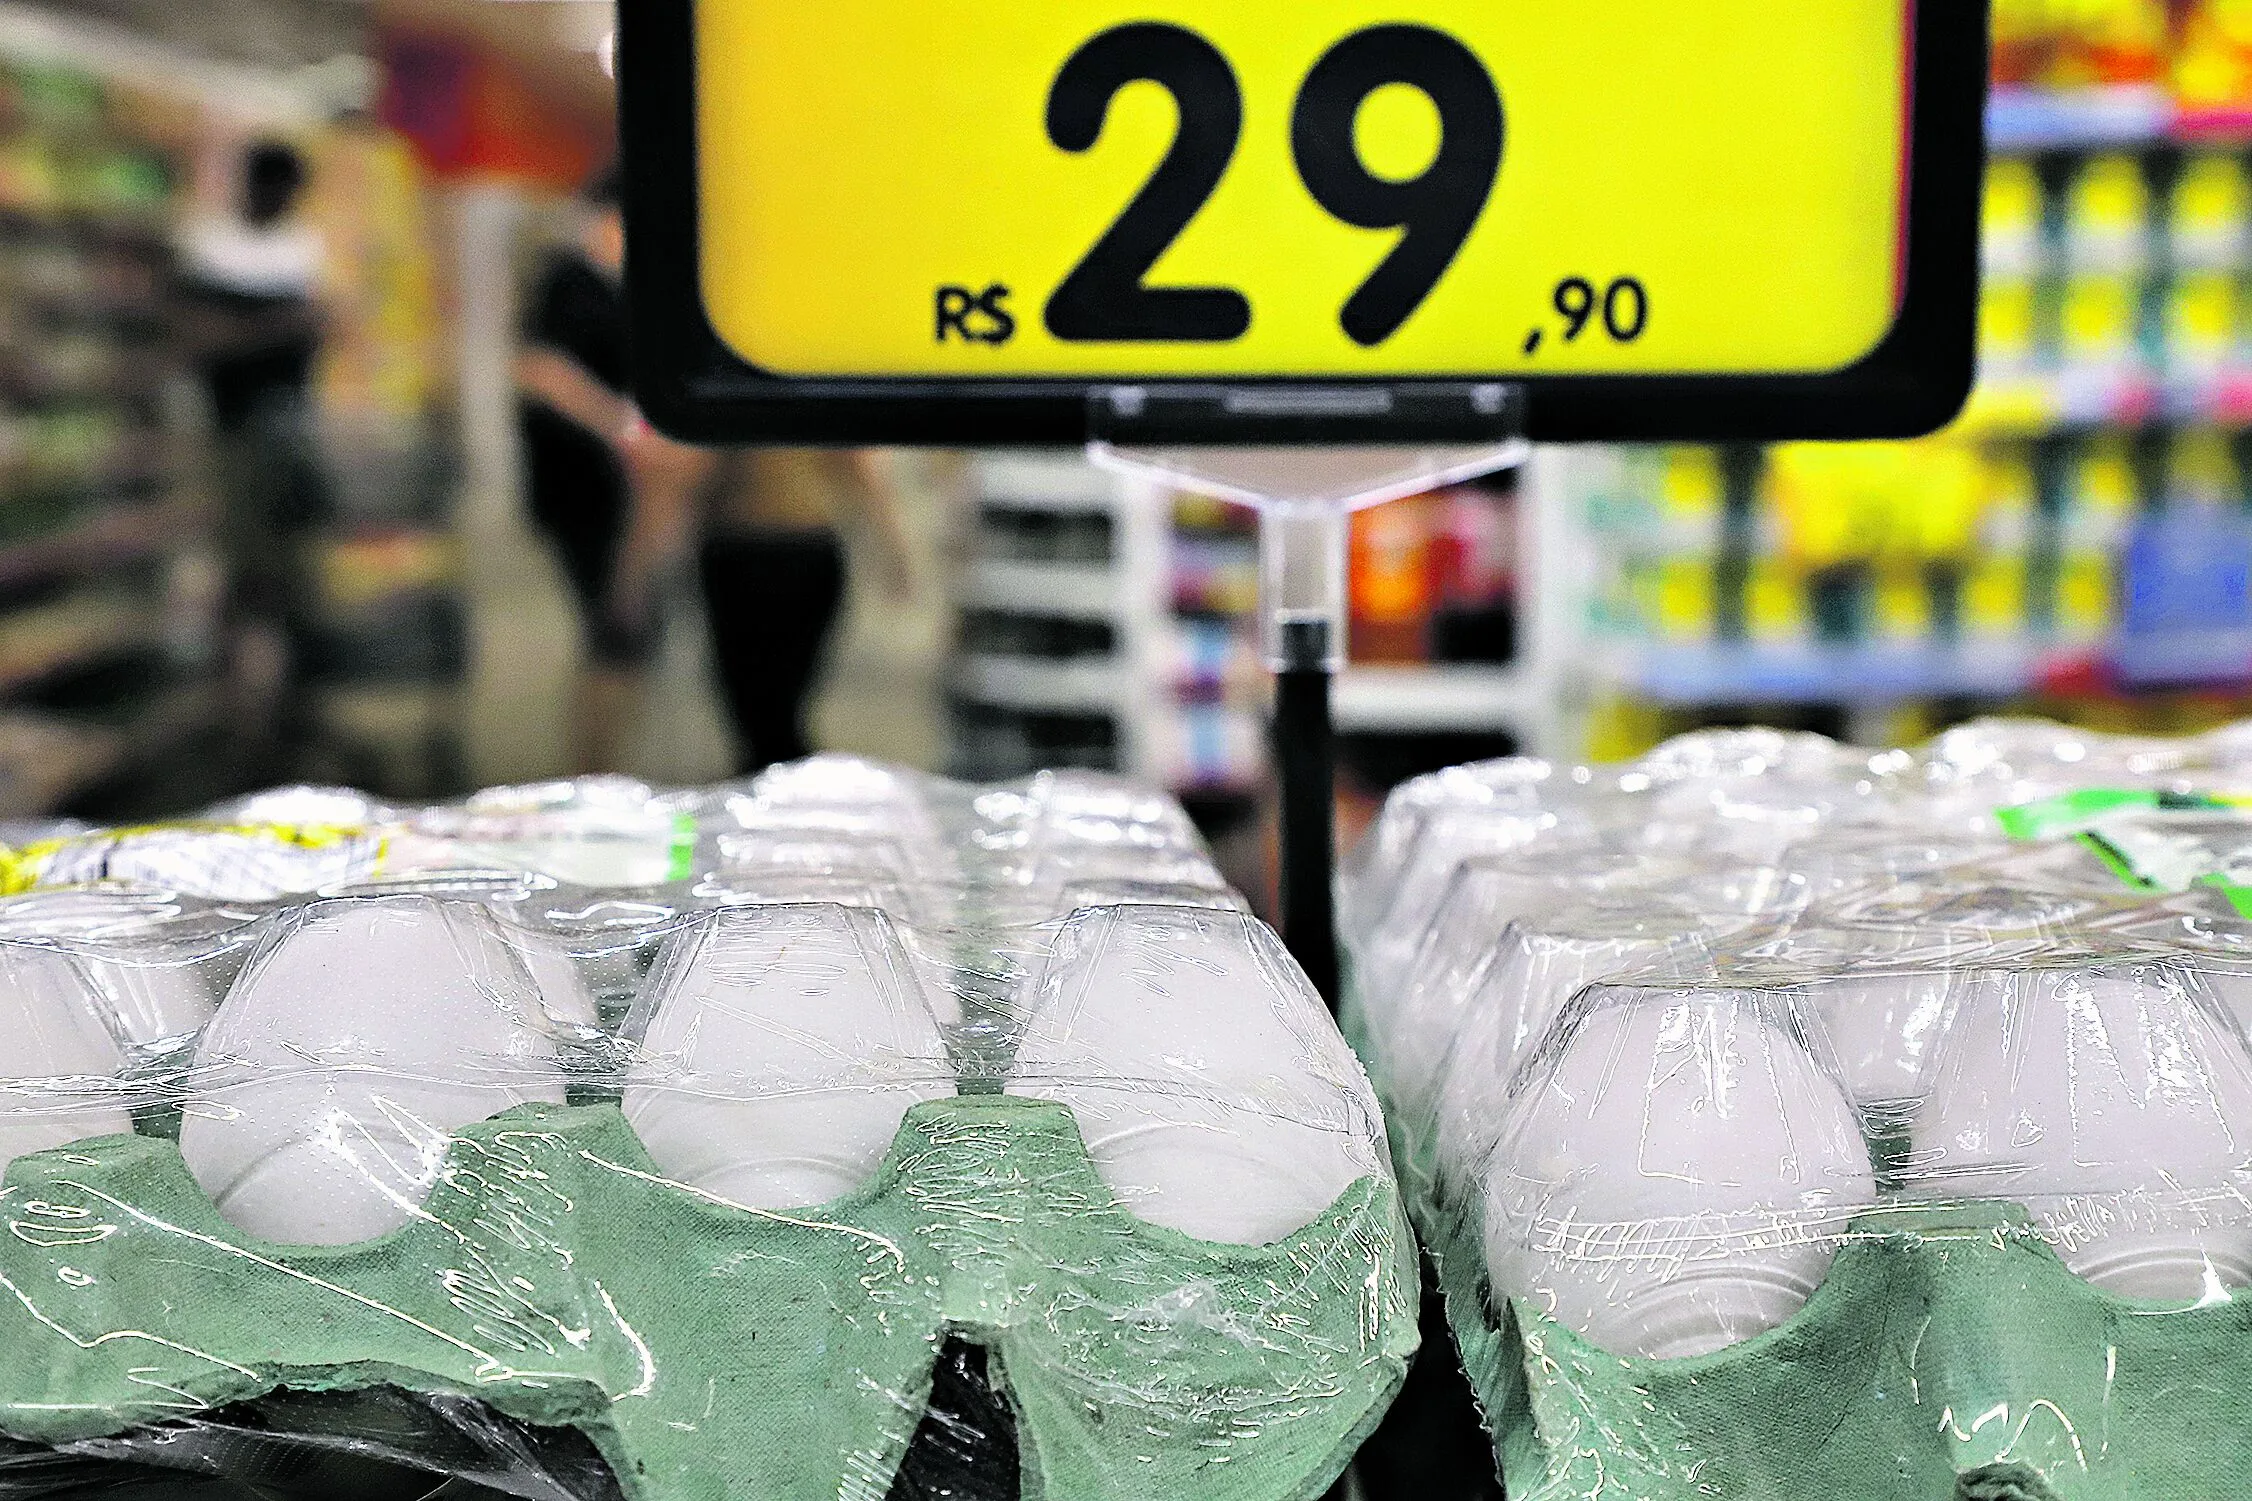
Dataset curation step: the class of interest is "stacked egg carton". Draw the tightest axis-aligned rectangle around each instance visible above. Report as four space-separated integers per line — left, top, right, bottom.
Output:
1346 721 2252 1501
0 759 1415 1501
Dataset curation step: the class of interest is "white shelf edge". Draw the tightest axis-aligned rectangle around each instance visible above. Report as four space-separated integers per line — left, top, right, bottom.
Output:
958 560 1120 620
953 654 1123 716
973 455 1121 514
1333 665 1533 734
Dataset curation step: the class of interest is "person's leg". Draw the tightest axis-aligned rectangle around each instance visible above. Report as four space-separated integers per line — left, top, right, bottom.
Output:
700 533 847 774
573 661 648 776
527 447 645 774
750 535 848 768
696 535 762 775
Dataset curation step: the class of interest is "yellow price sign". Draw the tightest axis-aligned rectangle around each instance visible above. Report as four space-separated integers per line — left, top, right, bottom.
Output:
622 0 1987 443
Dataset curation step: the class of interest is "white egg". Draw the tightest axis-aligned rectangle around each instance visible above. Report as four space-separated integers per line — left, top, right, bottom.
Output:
180 895 587 1246
1483 990 1875 1361
1011 905 1383 1246
623 904 957 1210
0 942 133 1175
1428 901 1708 1188
1909 962 2252 1303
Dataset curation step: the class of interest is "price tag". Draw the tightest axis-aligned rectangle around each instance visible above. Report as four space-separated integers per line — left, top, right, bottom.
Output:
622 0 1988 444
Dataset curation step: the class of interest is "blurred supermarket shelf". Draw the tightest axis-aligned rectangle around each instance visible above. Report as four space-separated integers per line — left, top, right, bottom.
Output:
0 495 206 593
1960 370 2252 438
958 559 1119 621
974 456 1121 515
0 594 162 696
1988 85 2252 153
1610 634 2252 708
1617 641 2077 708
2111 628 2252 688
0 1 342 126
1987 85 2176 152
1333 665 1535 734
952 653 1123 716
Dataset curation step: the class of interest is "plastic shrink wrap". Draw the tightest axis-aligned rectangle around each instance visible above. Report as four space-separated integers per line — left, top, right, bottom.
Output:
1344 720 2252 1501
0 758 1415 1501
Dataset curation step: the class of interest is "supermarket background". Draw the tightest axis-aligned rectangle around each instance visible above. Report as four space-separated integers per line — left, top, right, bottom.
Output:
0 0 2245 914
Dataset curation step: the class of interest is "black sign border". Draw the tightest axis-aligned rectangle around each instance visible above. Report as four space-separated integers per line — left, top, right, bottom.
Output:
621 0 1989 445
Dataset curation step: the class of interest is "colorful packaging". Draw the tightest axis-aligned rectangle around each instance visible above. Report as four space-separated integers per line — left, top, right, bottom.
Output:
2170 152 2251 271
1350 495 1439 663
2062 153 2154 276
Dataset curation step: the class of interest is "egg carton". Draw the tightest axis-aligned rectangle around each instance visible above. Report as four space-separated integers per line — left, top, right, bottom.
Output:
0 760 1416 1501
1344 720 2252 1501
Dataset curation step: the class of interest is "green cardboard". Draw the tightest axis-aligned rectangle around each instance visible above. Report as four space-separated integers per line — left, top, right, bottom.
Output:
1438 1197 2252 1500
0 1096 1416 1501
1346 968 2252 1501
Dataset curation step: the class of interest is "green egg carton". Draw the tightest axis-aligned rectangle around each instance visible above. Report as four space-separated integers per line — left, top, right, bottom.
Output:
1341 978 2252 1501
0 1094 1417 1501
1433 1195 2252 1501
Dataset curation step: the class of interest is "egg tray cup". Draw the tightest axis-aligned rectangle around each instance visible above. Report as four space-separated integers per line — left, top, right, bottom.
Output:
0 1095 1418 1501
1334 985 2252 1501
1436 1194 2252 1501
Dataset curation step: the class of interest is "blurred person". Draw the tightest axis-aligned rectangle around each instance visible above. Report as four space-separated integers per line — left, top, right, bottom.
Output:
178 140 324 434
605 435 912 775
177 139 327 758
692 449 914 774
514 168 663 773
518 169 913 776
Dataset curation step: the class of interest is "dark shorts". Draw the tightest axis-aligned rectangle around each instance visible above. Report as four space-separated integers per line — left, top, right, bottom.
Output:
699 530 848 775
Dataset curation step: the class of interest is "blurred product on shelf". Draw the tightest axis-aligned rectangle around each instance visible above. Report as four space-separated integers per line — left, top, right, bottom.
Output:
1348 484 1517 666
1145 700 1268 794
0 56 229 820
1568 89 2252 753
1964 144 2252 430
308 124 440 423
1989 0 2202 143
0 9 465 816
2180 0 2252 125
1991 0 2170 94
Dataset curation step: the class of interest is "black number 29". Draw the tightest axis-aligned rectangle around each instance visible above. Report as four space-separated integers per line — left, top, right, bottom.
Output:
1044 24 1503 347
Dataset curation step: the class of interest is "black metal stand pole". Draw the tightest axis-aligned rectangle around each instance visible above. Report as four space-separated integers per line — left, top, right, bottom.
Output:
1275 659 1338 1010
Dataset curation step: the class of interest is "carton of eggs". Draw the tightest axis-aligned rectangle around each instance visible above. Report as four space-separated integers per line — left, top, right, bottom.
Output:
1352 718 2252 1372
1010 905 1384 1247
1480 985 1877 1360
0 762 1430 1501
623 903 958 1211
179 895 592 1246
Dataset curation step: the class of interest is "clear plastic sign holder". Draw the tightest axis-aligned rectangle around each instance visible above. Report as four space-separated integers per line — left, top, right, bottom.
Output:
1089 384 1529 1004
